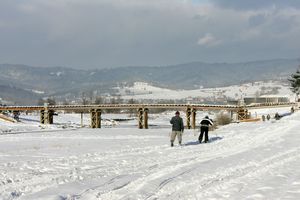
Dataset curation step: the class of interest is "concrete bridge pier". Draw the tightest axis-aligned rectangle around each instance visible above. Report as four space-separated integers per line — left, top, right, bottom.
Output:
90 109 101 128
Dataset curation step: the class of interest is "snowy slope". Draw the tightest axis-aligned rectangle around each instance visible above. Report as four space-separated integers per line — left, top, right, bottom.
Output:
117 81 294 101
1 109 300 199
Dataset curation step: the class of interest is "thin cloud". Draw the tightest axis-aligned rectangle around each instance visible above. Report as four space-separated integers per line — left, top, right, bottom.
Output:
197 33 222 47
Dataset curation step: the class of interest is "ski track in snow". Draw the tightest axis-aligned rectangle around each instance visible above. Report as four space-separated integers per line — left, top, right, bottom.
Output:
1 113 300 199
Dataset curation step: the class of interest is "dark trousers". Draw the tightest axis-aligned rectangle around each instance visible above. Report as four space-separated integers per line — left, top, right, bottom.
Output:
199 127 209 142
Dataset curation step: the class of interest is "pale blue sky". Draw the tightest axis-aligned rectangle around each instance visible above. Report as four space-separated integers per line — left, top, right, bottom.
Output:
0 0 299 69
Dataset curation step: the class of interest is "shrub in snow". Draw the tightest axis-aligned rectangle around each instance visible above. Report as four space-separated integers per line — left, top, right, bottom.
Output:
216 113 232 125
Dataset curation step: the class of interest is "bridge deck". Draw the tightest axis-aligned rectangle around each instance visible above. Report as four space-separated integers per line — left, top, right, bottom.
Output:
0 102 296 112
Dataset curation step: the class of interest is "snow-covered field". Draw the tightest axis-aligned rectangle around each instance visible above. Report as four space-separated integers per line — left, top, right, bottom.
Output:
1 109 300 199
117 81 294 101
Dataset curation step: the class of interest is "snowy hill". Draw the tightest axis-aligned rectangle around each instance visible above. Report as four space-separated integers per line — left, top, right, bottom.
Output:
0 108 300 199
0 58 298 104
117 81 295 102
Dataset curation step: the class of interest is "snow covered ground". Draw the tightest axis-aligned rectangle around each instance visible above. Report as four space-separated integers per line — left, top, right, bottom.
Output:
117 81 294 101
1 109 300 199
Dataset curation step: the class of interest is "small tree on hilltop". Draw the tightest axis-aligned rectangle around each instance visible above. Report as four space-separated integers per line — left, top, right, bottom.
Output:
94 96 104 104
288 68 300 100
46 98 56 105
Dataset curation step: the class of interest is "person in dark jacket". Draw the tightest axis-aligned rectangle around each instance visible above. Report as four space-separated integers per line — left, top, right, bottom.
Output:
274 112 281 120
199 116 213 143
170 111 184 147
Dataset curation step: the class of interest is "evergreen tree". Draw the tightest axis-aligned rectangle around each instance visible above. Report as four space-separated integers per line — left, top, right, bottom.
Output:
37 97 56 106
94 96 104 104
46 98 56 105
288 68 300 97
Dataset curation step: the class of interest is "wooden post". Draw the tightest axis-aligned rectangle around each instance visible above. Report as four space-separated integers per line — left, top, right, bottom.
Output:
90 109 101 128
237 108 248 120
12 111 20 121
138 108 143 129
48 110 54 124
191 108 196 129
42 104 54 125
90 109 96 128
186 107 191 129
43 103 49 124
96 109 101 128
40 110 45 124
44 109 49 124
143 108 149 129
230 110 234 121
81 112 83 127
95 109 101 128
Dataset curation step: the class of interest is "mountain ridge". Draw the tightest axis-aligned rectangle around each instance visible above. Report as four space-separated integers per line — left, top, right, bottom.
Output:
0 58 299 104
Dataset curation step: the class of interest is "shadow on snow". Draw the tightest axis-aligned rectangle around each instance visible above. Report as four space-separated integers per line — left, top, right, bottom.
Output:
184 136 223 146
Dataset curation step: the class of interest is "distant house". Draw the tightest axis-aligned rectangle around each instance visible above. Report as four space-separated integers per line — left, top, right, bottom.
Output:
244 95 290 105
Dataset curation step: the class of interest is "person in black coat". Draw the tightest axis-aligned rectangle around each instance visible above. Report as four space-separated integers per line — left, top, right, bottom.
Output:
274 112 281 120
199 116 213 143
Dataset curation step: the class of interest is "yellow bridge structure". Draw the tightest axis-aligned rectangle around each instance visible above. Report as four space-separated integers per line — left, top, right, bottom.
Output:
0 102 297 129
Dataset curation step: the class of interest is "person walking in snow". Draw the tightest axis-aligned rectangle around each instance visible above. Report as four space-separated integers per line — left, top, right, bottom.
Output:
291 107 295 113
275 112 281 120
170 111 184 147
199 116 213 143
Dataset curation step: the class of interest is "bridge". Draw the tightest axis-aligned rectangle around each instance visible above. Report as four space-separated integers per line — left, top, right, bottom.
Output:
0 102 297 129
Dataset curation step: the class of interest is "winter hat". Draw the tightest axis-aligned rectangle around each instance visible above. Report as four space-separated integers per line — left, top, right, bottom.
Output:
205 116 209 119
